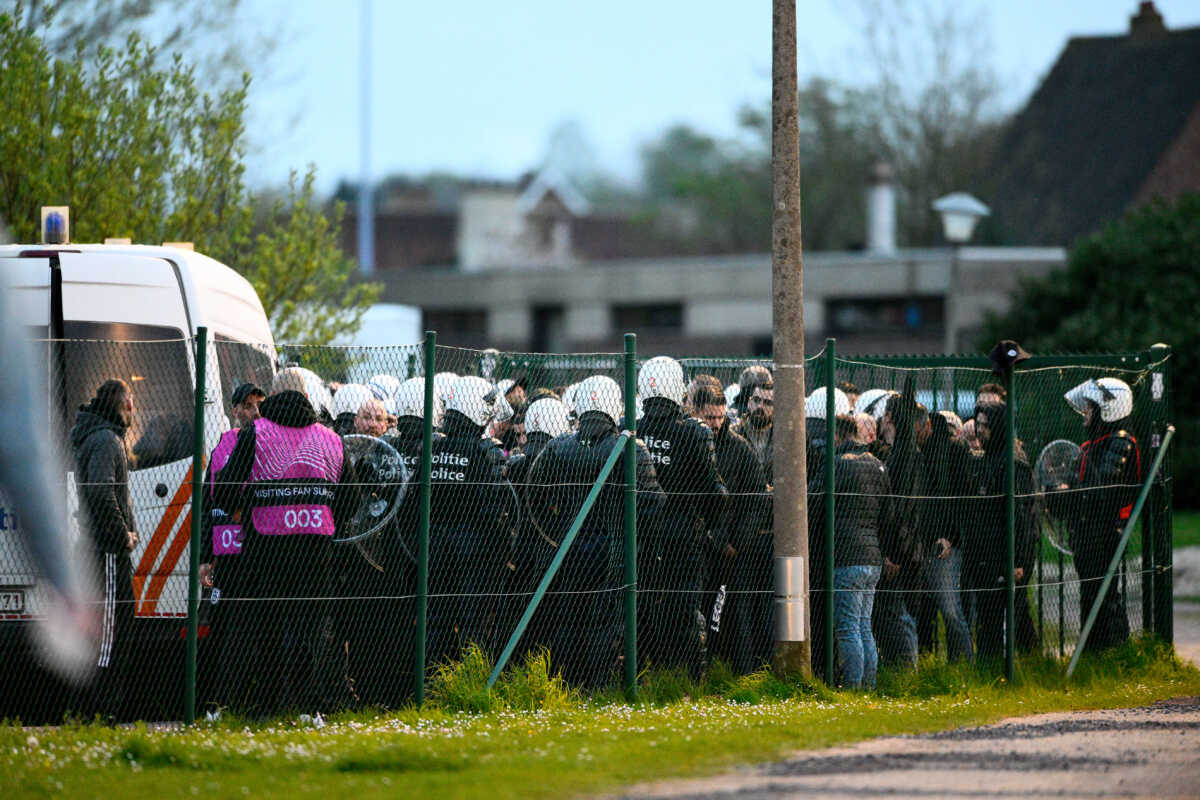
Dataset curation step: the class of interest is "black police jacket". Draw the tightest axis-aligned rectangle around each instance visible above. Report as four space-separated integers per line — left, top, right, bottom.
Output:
638 398 728 537
429 410 510 532
808 442 890 569
526 414 665 541
1075 425 1140 540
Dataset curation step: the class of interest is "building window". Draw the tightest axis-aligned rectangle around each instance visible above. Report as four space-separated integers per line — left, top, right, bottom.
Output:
611 303 683 332
826 296 944 334
424 309 487 336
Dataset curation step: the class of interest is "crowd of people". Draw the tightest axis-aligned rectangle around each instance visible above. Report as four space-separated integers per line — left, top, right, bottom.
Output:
68 354 1143 717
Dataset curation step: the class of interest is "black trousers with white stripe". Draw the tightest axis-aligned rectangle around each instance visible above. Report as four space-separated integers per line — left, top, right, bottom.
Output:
92 550 135 719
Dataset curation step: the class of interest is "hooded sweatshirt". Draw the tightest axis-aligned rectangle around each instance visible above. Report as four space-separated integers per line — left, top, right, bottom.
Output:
70 403 136 554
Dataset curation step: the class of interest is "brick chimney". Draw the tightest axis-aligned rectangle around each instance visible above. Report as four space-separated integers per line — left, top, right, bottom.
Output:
1130 2 1166 37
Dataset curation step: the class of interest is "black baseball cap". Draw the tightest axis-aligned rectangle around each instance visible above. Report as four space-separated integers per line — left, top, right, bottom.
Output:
231 383 266 405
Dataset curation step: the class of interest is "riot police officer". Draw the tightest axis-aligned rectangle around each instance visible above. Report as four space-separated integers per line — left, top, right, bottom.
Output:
427 376 514 665
501 396 573 655
637 356 727 677
527 376 665 687
1063 377 1140 653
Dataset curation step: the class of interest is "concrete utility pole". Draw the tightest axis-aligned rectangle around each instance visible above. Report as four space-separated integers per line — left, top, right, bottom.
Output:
771 0 811 679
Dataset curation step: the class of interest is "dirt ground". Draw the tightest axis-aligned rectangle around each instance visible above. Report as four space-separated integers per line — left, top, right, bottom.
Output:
617 602 1200 800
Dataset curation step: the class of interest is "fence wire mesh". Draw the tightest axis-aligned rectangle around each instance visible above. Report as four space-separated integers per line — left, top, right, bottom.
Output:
0 334 1174 723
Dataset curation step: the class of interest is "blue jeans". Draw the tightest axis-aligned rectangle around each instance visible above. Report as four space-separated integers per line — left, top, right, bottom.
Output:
834 564 881 689
920 547 974 662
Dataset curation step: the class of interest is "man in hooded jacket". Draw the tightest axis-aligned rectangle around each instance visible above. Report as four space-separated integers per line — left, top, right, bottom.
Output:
687 376 768 674
71 379 138 719
966 401 1037 659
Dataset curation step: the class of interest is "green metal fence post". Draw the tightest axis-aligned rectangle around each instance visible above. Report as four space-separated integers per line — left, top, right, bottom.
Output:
823 338 836 685
185 326 207 725
1149 343 1173 643
414 331 436 704
623 333 638 700
1067 427 1175 678
1004 363 1016 683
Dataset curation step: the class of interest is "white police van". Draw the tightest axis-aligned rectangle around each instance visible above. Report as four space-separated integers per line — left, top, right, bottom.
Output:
0 210 275 640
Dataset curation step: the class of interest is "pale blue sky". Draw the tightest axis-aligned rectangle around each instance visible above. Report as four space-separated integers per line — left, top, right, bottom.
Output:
230 0 1200 193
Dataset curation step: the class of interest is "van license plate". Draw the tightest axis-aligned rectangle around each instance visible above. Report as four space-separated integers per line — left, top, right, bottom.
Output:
0 590 25 613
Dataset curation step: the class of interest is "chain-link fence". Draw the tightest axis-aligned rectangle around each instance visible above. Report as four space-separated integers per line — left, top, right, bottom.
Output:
0 332 1174 722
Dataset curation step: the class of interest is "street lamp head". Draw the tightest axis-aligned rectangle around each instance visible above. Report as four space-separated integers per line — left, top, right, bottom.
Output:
933 192 990 244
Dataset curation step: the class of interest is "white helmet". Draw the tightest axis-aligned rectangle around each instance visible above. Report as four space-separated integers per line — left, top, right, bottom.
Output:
478 348 500 380
854 388 897 422
638 356 686 405
394 377 427 418
445 375 514 428
805 386 851 419
295 367 333 419
562 382 582 413
432 372 458 424
724 383 740 407
574 375 624 425
525 398 572 437
332 383 373 418
1065 378 1133 423
368 374 401 402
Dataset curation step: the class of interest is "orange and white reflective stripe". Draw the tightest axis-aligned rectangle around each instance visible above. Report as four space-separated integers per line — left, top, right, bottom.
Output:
134 463 200 616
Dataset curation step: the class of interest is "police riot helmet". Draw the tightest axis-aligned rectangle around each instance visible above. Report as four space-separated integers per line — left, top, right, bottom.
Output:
445 375 514 428
574 375 624 425
525 397 572 437
432 372 459 424
332 383 373 418
394 377 427 419
368 374 402 403
805 386 851 419
854 388 897 422
294 367 333 419
638 356 686 405
562 382 582 413
724 383 740 407
1065 377 1133 423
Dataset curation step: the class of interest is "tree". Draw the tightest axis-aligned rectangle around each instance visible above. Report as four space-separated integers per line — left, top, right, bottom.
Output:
978 193 1200 501
635 0 1008 253
637 79 879 253
639 119 772 253
851 0 1007 245
0 13 378 344
12 0 274 89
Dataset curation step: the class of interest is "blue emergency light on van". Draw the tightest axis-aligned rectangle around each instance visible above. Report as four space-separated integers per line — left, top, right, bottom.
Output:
43 211 66 244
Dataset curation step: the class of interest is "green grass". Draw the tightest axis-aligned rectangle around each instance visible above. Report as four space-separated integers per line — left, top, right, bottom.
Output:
1175 510 1200 550
3 637 1198 799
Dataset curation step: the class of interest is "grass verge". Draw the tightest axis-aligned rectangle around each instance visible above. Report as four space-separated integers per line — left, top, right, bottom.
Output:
3 637 1197 800
1175 509 1200 550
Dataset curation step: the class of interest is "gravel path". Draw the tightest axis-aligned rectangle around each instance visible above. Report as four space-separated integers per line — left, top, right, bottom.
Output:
617 603 1200 800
